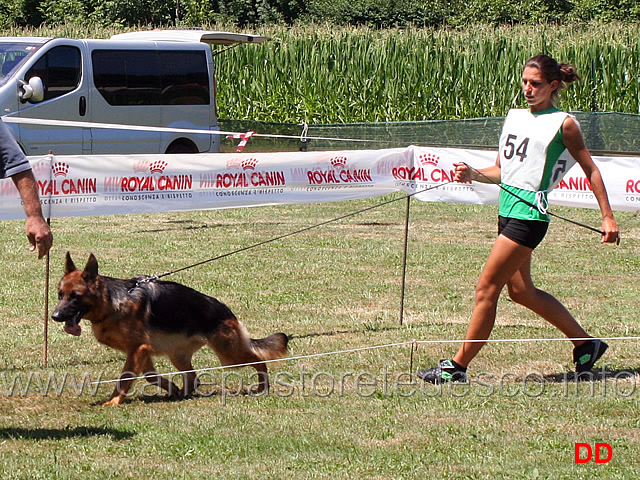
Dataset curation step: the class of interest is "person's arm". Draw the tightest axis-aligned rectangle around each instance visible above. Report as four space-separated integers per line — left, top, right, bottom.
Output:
453 154 501 184
562 117 619 244
11 169 53 258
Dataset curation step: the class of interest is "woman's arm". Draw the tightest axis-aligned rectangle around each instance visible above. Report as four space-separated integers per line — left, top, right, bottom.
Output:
562 117 619 244
453 155 501 184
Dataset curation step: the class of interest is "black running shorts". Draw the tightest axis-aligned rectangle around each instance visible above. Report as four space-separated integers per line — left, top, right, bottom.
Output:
498 216 549 249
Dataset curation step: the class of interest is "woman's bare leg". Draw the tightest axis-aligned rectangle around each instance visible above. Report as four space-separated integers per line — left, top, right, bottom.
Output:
453 235 534 367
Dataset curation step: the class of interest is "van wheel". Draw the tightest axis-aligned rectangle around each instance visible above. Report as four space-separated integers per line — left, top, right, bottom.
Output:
165 140 198 154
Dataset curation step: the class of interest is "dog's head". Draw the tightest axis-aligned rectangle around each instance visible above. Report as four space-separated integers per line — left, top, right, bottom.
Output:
51 252 100 336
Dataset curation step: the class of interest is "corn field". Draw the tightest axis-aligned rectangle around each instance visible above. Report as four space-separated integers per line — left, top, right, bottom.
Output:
1 22 639 123
215 23 640 123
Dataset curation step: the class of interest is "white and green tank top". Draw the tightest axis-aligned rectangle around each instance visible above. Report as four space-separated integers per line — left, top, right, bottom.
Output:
498 108 578 221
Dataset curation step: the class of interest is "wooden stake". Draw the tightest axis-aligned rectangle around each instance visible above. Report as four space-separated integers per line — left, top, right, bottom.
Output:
399 196 411 325
43 218 50 367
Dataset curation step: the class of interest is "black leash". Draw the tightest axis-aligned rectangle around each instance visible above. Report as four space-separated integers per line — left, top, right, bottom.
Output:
463 163 618 240
131 181 454 289
130 162 621 292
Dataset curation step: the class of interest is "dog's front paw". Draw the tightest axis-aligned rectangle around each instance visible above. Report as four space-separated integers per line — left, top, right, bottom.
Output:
101 395 126 406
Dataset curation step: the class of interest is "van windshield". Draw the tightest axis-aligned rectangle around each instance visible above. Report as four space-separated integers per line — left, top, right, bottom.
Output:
0 42 43 86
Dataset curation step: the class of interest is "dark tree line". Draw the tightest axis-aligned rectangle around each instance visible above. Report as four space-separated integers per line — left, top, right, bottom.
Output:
1 0 638 28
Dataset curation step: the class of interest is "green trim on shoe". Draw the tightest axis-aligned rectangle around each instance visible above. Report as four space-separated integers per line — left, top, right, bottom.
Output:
417 359 467 384
573 339 608 373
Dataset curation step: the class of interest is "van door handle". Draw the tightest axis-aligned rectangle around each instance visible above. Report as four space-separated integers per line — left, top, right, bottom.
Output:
79 96 86 116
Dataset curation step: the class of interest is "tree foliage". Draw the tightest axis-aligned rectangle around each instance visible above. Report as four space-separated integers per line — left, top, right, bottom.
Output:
1 0 638 27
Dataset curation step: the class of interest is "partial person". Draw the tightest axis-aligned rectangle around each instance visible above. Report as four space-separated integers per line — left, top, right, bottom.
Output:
0 118 52 258
418 55 619 383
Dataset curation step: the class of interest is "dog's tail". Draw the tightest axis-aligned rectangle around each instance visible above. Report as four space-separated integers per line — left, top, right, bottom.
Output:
250 332 289 361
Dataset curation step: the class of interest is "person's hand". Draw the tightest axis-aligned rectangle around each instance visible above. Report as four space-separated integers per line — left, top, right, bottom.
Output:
601 215 620 245
25 215 53 258
453 162 473 183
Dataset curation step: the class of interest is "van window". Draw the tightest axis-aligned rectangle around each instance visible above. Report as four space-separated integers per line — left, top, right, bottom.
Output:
25 46 81 100
0 42 41 86
92 50 209 106
92 50 160 106
159 51 209 105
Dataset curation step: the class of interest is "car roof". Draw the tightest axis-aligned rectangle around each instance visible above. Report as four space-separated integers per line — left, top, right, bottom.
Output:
0 37 51 44
110 30 269 45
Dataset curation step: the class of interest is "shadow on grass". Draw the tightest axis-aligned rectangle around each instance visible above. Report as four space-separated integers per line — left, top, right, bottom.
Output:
357 221 395 226
290 329 355 340
0 426 135 441
137 390 261 404
543 367 640 383
134 223 215 233
290 321 409 340
134 220 286 234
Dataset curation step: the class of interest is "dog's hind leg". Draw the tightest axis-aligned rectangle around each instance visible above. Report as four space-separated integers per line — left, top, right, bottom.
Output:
167 352 199 399
252 362 269 393
248 333 288 393
206 319 278 394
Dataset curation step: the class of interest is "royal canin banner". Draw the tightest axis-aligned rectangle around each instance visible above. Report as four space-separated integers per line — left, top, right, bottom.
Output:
0 146 637 220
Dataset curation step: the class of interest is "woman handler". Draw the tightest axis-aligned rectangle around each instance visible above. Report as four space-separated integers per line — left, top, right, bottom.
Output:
418 55 619 383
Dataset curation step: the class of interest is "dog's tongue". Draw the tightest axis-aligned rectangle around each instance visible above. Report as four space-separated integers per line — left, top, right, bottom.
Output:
64 322 82 336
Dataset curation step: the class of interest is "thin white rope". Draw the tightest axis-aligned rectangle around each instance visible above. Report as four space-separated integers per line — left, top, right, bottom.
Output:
2 117 377 144
3 335 638 396
417 335 640 345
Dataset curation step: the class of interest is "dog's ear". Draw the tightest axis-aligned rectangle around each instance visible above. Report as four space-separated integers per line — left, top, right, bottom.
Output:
83 253 99 282
64 251 77 274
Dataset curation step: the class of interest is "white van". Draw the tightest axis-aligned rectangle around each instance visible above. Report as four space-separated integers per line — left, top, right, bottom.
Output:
0 30 267 155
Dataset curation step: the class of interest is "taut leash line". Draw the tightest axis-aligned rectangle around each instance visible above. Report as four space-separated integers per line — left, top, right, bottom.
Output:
463 163 618 242
132 181 454 289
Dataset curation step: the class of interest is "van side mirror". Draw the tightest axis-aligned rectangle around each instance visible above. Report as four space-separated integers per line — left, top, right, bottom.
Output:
19 77 44 103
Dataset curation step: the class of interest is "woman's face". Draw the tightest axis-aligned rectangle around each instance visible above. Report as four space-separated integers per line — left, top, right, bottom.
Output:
522 66 559 112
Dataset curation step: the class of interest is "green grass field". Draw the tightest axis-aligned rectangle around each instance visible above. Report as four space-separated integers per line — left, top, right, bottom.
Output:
0 197 638 479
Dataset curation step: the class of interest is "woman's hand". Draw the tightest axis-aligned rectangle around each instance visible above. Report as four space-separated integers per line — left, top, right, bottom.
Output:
453 162 473 183
453 161 501 184
601 215 620 245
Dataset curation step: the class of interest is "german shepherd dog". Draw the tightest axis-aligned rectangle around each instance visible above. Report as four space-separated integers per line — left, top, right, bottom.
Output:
51 253 288 406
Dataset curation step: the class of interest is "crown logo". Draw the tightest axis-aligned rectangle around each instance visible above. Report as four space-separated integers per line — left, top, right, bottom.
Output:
149 160 168 174
419 153 439 166
241 158 258 170
226 158 243 168
52 162 69 177
330 156 347 169
133 160 151 173
32 160 49 176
